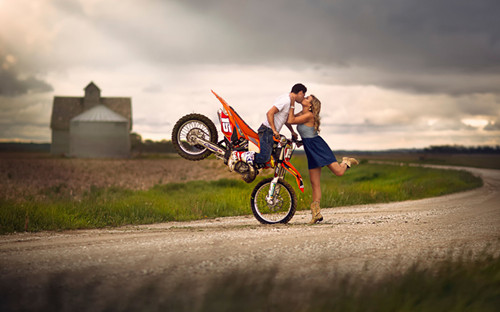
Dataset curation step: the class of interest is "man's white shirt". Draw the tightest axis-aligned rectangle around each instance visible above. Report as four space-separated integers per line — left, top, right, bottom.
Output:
262 93 291 132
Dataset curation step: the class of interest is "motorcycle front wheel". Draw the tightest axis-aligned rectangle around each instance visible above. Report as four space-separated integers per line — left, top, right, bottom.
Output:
250 178 297 224
171 113 218 161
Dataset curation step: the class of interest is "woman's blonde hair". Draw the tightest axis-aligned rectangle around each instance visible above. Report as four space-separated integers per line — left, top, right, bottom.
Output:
310 95 321 133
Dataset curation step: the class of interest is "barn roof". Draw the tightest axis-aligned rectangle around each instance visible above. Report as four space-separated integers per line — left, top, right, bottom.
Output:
71 105 128 122
50 82 132 130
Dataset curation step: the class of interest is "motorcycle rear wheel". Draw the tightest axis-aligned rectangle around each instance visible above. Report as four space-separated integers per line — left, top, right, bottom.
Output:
171 113 218 161
250 178 297 224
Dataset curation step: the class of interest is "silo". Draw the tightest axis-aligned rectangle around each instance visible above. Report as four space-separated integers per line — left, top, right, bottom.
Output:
70 105 130 158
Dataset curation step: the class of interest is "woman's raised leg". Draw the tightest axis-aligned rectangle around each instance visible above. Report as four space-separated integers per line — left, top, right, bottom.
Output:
326 162 348 177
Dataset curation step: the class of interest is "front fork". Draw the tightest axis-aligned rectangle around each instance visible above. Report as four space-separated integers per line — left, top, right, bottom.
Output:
266 165 285 205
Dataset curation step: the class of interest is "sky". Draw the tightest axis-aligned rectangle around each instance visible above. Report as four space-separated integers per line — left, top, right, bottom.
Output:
1 0 499 151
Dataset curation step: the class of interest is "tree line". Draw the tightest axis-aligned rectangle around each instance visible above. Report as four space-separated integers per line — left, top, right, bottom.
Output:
423 145 500 154
130 133 176 154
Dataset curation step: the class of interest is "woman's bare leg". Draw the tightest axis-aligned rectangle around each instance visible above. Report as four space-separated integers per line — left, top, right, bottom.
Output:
326 161 348 177
308 167 323 223
309 167 322 202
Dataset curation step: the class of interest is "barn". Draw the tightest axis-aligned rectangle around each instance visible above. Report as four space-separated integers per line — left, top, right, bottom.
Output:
50 82 132 158
69 105 131 158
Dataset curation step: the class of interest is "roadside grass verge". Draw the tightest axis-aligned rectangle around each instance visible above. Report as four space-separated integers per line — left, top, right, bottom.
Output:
0 160 483 233
1 248 498 311
317 162 483 208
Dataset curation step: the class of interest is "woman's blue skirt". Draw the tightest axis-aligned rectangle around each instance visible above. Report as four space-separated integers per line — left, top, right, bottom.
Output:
302 136 337 169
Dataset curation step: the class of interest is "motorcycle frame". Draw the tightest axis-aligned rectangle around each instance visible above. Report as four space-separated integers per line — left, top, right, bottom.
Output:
188 90 304 193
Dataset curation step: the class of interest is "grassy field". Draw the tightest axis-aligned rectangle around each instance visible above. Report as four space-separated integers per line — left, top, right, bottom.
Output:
0 154 483 234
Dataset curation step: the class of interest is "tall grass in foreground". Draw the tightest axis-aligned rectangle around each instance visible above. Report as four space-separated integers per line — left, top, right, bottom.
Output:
0 161 483 233
1 249 498 311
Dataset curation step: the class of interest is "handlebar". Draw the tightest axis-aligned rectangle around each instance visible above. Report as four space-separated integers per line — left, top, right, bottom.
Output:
275 134 303 147
291 136 303 147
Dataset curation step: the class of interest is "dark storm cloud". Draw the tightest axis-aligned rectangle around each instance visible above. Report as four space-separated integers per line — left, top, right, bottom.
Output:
0 68 53 97
484 122 500 131
170 0 500 94
0 37 53 97
179 0 500 68
42 0 500 95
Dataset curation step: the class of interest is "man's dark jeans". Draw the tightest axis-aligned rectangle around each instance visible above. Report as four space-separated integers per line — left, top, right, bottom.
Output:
254 124 274 165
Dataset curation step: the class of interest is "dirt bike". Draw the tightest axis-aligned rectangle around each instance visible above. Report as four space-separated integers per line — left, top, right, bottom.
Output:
171 90 304 224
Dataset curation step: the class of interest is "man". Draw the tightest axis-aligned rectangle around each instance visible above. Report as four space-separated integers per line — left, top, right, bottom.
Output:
229 83 307 170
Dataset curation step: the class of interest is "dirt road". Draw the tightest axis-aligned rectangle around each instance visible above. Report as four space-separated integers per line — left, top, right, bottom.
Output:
1 165 499 302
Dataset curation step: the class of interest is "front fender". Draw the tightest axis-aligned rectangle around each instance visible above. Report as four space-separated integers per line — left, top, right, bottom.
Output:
282 160 304 193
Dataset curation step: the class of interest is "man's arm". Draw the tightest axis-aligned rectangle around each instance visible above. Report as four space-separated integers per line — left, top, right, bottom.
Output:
266 106 280 139
285 123 298 139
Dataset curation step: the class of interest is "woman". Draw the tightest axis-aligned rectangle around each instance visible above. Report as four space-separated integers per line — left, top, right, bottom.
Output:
287 94 358 224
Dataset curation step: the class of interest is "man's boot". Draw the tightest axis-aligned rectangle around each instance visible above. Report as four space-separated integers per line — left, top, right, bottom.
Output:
228 151 255 172
309 201 323 224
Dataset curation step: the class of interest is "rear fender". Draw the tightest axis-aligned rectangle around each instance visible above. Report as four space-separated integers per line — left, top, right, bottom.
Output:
212 90 260 148
212 90 240 136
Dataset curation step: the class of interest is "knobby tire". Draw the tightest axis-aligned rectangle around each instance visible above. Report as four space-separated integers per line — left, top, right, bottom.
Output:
171 114 218 161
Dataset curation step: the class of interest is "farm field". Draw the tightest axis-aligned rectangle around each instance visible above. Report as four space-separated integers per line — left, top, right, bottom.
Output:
0 152 235 201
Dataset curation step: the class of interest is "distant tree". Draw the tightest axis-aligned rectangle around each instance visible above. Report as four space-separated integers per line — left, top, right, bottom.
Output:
0 142 50 152
130 133 176 154
130 132 143 151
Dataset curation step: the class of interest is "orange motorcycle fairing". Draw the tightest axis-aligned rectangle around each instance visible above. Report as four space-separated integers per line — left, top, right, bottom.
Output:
282 160 304 193
212 90 260 149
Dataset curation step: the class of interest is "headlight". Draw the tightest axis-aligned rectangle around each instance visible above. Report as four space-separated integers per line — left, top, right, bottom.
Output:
279 135 287 146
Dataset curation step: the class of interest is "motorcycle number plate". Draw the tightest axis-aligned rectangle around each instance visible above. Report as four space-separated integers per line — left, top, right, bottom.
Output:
221 117 231 133
219 110 233 138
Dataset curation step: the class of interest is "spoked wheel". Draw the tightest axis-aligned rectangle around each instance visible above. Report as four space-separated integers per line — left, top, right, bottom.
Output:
171 113 218 161
250 177 297 224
